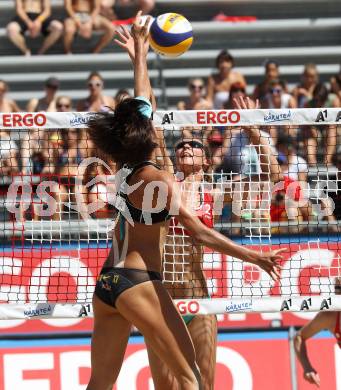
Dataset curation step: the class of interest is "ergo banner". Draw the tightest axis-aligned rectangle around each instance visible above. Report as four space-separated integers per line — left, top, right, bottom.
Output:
0 240 339 333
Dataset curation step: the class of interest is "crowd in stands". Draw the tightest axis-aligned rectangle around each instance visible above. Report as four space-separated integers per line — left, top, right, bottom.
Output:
6 0 155 56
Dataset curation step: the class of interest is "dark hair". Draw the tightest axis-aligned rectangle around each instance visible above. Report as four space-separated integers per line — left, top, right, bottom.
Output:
215 50 234 68
87 98 157 166
277 133 294 149
114 89 131 104
312 83 329 104
264 59 279 70
269 78 287 89
87 71 103 82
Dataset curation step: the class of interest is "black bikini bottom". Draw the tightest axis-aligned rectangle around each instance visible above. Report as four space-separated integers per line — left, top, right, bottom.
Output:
94 267 162 308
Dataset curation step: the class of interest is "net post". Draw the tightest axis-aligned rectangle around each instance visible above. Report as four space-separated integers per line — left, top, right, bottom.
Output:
288 326 298 390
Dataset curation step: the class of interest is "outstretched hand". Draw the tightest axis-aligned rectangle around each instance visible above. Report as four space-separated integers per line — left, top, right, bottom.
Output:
131 11 151 45
114 25 135 60
304 370 321 387
254 248 286 281
114 11 151 59
233 96 259 110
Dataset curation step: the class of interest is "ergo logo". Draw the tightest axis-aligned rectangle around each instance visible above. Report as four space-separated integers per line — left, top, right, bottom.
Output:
176 300 200 315
197 110 240 125
1 113 47 127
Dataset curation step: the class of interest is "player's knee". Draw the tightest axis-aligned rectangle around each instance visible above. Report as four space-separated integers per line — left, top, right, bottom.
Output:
64 19 76 34
50 20 64 34
7 22 20 37
178 365 201 389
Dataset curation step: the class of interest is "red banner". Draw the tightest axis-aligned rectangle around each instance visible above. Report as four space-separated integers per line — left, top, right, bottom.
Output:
0 335 339 390
0 239 340 333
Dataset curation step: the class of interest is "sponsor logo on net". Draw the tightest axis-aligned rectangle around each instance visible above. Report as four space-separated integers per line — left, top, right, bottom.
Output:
264 110 292 124
24 303 53 318
69 113 91 127
197 110 240 125
1 113 47 128
225 300 253 313
176 300 200 315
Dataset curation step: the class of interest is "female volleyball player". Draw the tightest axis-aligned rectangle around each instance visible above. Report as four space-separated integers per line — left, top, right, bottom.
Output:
145 97 283 390
86 12 284 390
294 277 341 387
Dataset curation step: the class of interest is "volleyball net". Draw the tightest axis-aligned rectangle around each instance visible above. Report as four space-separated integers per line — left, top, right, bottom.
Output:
0 108 340 319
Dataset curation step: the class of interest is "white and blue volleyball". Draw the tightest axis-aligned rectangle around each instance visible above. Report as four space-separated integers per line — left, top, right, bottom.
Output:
149 13 193 57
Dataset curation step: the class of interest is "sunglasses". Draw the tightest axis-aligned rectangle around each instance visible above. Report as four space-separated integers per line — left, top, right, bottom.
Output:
176 140 204 151
57 103 71 109
88 81 103 88
190 84 204 90
270 87 282 94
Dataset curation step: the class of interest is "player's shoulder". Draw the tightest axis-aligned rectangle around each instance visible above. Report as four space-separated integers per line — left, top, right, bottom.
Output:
139 165 174 184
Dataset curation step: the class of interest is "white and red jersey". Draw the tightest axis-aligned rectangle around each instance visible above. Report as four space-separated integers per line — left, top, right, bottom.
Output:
169 189 214 236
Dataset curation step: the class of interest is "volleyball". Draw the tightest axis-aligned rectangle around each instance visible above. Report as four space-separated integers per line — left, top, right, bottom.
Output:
149 13 193 57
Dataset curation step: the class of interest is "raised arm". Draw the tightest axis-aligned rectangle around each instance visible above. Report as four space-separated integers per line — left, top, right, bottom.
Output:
115 19 156 110
234 96 283 183
131 12 151 100
114 15 172 170
294 312 334 387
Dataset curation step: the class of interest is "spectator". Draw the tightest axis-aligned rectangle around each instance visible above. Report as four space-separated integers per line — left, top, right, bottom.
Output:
56 96 73 111
114 88 132 105
253 60 281 107
21 129 48 175
77 72 115 112
64 0 115 54
0 131 19 175
224 82 247 109
26 77 60 112
87 162 117 218
307 82 340 109
270 176 310 234
206 82 248 170
292 63 319 108
0 80 21 113
330 64 341 101
276 134 308 183
304 83 337 166
6 0 63 56
101 0 155 19
265 79 296 109
206 50 246 109
177 78 212 110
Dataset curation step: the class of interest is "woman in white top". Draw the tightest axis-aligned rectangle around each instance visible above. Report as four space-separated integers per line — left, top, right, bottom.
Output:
177 78 212 111
206 50 246 109
265 79 296 109
276 133 308 183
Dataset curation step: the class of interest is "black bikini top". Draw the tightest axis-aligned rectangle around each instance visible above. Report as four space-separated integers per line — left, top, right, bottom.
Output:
118 161 171 224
